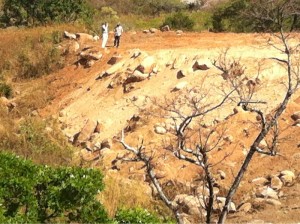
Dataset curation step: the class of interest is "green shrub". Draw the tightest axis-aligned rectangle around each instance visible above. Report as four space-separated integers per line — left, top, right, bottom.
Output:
115 207 161 224
163 11 195 31
0 82 12 98
0 152 108 223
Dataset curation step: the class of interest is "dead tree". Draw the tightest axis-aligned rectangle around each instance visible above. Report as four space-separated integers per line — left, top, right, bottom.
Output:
119 85 234 223
214 30 300 223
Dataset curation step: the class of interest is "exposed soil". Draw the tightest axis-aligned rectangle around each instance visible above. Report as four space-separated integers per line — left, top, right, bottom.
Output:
41 31 300 223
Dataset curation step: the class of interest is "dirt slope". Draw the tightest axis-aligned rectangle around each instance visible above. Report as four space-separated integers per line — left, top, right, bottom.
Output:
42 31 300 222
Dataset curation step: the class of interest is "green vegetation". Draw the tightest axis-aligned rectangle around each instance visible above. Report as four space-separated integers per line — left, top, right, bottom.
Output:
0 82 12 98
211 0 300 32
0 152 108 223
114 207 162 223
163 11 195 31
0 0 93 27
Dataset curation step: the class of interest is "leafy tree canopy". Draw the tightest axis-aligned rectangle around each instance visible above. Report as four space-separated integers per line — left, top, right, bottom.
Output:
0 0 94 27
0 152 108 223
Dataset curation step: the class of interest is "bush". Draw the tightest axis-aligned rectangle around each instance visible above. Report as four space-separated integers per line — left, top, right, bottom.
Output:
115 207 161 224
0 0 94 27
163 11 195 31
0 82 12 98
0 152 109 223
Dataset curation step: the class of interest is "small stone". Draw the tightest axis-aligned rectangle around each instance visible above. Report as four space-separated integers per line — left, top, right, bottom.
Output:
279 170 295 186
270 176 283 190
238 202 252 213
154 126 167 135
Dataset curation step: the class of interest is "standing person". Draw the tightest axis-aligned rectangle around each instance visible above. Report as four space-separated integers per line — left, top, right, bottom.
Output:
113 22 123 48
101 22 108 48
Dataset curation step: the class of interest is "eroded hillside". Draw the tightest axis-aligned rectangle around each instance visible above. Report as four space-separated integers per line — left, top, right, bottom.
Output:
42 30 300 222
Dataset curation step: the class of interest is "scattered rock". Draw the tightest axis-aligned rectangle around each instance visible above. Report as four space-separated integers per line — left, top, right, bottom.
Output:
279 170 295 186
143 30 150 34
68 41 80 53
76 119 97 144
101 139 112 149
177 68 193 78
64 31 76 39
254 198 281 207
93 35 100 41
173 81 188 91
161 25 170 32
216 197 236 212
251 177 269 186
104 60 125 76
76 33 94 42
80 50 102 61
291 111 300 121
176 30 183 35
172 194 206 216
107 55 122 65
136 56 156 74
154 126 167 135
149 28 158 33
217 170 226 180
270 176 283 190
238 202 252 213
192 61 209 71
125 70 149 84
256 186 278 199
223 135 234 143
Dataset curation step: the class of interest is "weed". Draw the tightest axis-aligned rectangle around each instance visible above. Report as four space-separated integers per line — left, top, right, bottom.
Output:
0 82 12 98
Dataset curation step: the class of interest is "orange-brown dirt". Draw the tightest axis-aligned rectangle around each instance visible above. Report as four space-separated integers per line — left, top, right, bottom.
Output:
41 31 300 222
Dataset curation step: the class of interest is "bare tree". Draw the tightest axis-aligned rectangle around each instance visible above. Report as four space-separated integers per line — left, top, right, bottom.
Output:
215 30 300 223
119 2 300 222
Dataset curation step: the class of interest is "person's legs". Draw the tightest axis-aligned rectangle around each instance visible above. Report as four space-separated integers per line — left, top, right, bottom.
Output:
114 36 117 47
116 36 120 47
102 33 108 48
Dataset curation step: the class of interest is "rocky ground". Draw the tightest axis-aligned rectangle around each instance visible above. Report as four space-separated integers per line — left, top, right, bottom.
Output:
38 30 300 223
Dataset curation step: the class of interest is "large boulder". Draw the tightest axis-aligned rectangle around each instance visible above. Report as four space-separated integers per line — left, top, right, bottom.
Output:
136 56 156 74
125 70 149 84
80 50 102 61
76 33 94 42
76 119 97 144
104 60 125 76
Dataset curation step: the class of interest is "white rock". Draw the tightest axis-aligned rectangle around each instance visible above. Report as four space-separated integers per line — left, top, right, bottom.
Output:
136 56 156 74
173 81 188 91
270 176 283 190
154 126 167 135
216 197 236 212
251 177 269 186
64 31 76 39
256 186 278 199
279 170 295 186
238 202 252 213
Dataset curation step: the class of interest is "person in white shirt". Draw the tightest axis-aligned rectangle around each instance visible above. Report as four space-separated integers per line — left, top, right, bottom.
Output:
101 22 108 48
113 23 124 48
